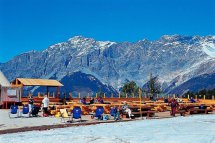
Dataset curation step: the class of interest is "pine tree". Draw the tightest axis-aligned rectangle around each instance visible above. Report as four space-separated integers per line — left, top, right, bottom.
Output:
122 81 141 97
146 73 161 96
97 87 104 97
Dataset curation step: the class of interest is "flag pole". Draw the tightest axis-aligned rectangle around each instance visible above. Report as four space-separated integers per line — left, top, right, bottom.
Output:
139 89 143 119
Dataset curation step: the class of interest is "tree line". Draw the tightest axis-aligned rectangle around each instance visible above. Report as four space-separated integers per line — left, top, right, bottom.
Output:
184 89 215 99
121 73 215 99
121 73 162 98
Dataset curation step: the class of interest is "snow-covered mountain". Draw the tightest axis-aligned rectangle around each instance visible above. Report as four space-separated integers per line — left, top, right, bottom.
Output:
1 35 215 95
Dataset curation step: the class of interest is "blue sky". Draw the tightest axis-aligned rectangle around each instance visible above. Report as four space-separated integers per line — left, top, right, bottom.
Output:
0 0 214 62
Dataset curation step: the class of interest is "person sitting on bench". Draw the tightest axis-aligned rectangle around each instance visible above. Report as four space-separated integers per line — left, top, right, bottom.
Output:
98 96 104 104
81 97 87 105
190 97 196 103
176 97 183 103
113 106 120 121
122 101 132 119
164 97 169 103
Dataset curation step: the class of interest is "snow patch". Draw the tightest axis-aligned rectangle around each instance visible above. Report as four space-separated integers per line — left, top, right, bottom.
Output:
1 115 215 143
201 42 215 58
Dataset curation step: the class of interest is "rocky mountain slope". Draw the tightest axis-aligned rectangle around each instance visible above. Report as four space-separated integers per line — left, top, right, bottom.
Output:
1 35 215 95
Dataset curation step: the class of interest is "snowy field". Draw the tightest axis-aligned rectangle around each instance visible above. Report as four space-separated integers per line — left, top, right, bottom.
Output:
1 115 215 143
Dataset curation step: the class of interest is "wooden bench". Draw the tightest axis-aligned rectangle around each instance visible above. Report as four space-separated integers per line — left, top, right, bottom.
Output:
132 110 158 119
188 108 213 114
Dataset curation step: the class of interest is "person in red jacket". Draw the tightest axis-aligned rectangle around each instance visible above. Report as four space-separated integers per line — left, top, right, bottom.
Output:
170 98 179 116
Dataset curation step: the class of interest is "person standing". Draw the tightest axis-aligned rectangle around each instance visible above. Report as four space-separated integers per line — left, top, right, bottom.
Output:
28 95 34 115
89 97 94 104
61 93 67 105
42 95 50 117
170 98 179 116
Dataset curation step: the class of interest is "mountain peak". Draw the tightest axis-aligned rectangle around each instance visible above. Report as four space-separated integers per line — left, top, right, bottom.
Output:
68 36 95 44
159 35 201 43
67 35 115 49
160 34 183 40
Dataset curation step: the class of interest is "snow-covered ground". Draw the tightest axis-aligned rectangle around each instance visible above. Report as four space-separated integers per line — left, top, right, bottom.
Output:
0 109 92 130
0 110 59 130
1 115 215 143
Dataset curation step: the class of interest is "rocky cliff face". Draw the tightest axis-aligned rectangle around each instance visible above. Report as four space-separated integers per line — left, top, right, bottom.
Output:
1 35 215 95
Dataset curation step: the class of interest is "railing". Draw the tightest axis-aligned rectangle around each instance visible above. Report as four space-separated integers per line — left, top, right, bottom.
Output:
23 92 215 100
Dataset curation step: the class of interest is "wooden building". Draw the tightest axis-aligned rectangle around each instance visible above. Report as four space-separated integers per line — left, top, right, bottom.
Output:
11 78 64 98
0 71 21 108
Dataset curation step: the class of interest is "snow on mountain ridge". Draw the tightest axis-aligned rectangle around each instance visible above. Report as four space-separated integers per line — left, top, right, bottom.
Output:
68 36 116 48
201 41 215 58
1 35 215 94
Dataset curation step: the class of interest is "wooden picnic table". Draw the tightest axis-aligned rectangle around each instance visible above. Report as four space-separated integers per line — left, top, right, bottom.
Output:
66 101 78 105
183 104 213 114
110 103 124 106
130 105 153 110
49 102 63 105
128 105 157 119
129 104 154 109
131 101 144 103
145 101 155 103
89 104 111 113
154 101 165 104
90 103 110 106
184 104 204 108
64 104 91 115
182 101 192 104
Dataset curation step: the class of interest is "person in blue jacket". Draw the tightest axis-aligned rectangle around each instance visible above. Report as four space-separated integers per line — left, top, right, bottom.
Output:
190 97 196 103
113 106 120 121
